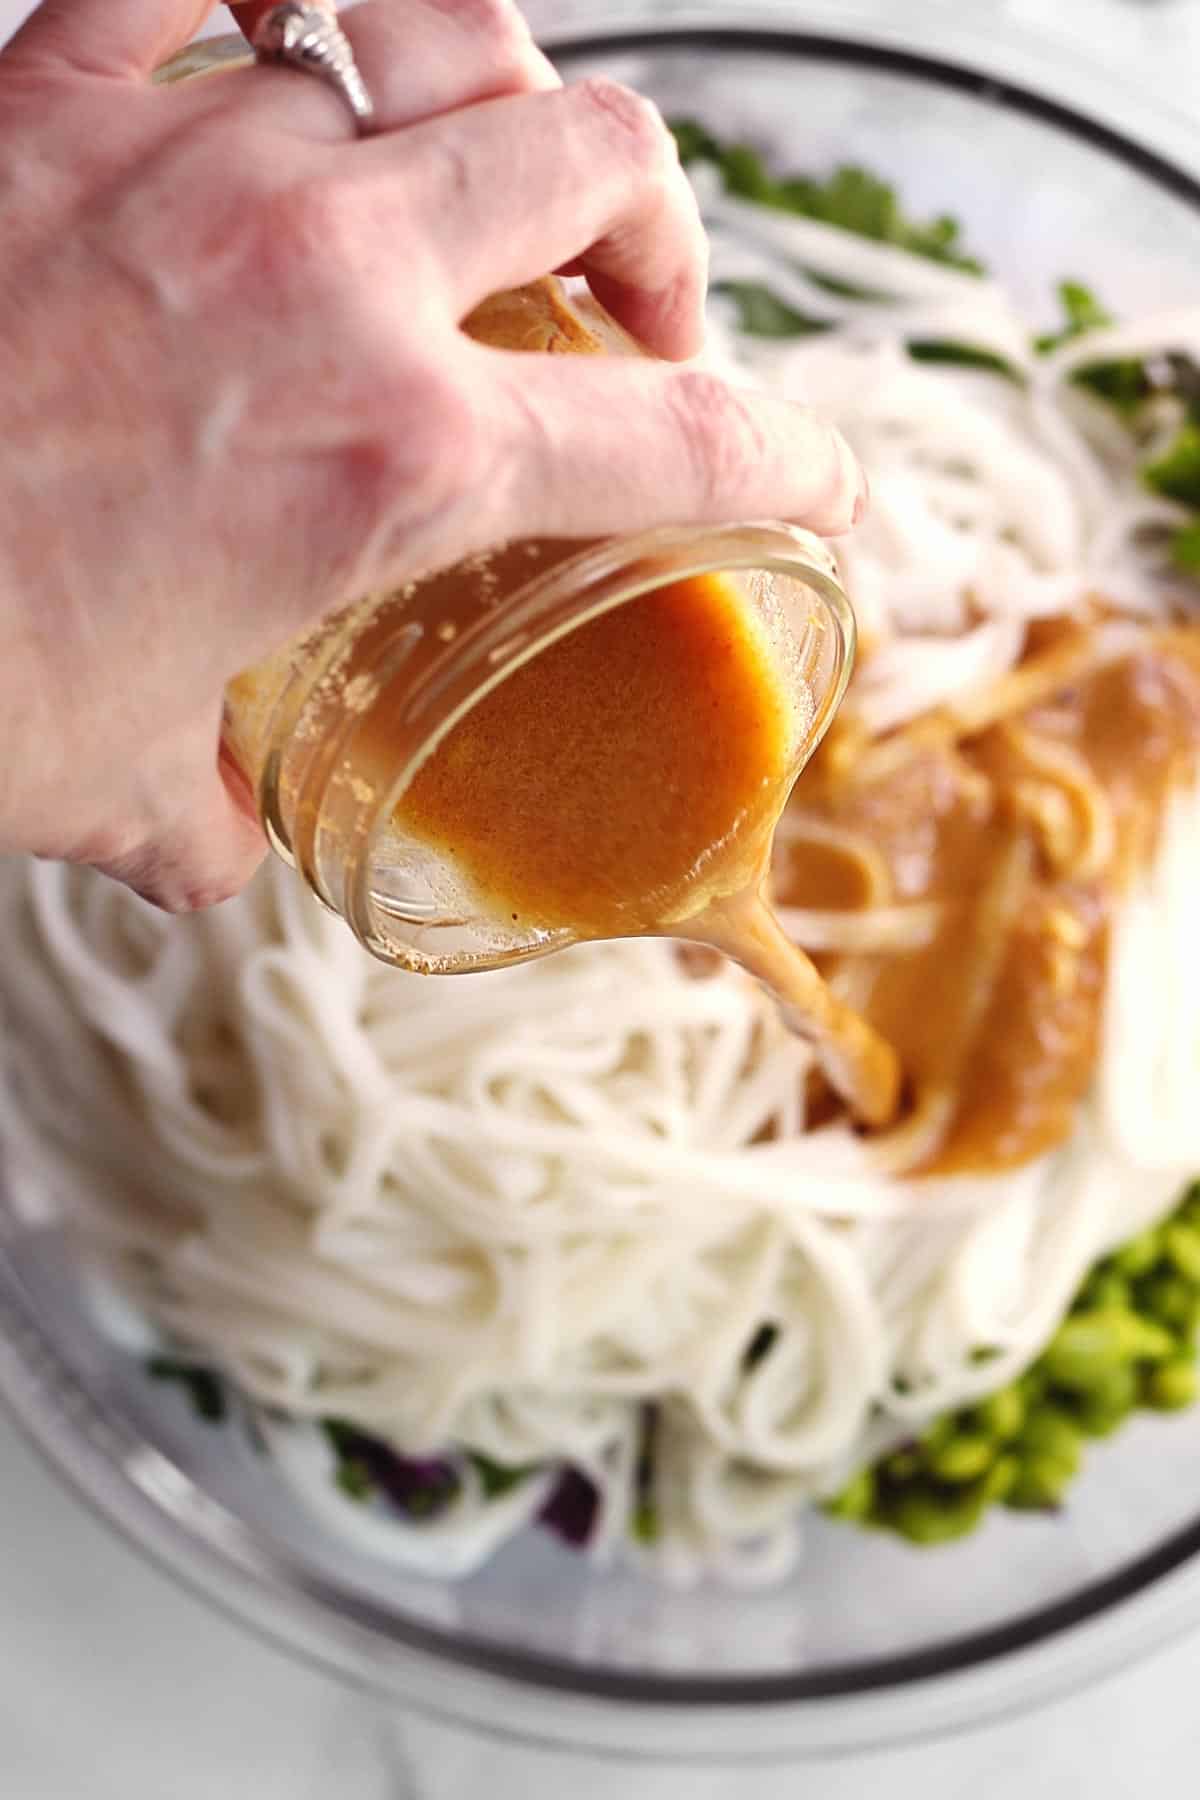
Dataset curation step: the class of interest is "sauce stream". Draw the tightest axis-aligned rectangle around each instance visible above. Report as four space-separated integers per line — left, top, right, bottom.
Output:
691 887 901 1128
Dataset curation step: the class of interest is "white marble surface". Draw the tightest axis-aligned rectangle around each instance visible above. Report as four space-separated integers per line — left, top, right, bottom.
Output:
3 1 1200 1795
4 1400 1200 1800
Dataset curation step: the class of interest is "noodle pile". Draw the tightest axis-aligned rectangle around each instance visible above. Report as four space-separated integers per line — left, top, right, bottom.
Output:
2 187 1199 1583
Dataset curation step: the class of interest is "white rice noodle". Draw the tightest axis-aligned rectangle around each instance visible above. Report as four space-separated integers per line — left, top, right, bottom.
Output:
2 205 1199 1581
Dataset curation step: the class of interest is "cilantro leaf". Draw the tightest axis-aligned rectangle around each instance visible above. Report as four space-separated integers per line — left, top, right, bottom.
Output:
1074 360 1154 416
1170 521 1200 575
1033 281 1151 415
670 120 982 273
1035 280 1115 353
719 141 780 205
1144 423 1200 509
671 126 1200 585
668 118 723 166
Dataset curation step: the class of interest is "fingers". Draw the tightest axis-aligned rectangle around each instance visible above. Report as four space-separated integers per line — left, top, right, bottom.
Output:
472 349 867 541
376 80 707 358
229 0 559 139
8 0 215 78
193 13 705 359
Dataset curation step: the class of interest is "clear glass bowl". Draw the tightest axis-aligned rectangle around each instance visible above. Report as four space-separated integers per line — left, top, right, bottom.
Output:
6 4 1200 1766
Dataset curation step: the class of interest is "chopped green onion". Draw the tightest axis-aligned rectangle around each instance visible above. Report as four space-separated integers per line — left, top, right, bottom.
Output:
1170 521 1200 576
631 1501 661 1544
469 1454 534 1500
148 1356 227 1424
907 340 1021 381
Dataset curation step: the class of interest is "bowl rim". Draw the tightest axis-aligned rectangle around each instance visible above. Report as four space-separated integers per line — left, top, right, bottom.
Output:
561 16 1200 212
5 18 1200 1758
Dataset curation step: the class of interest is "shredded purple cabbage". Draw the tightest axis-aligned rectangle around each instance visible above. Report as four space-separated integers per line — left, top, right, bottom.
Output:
538 1467 601 1547
324 1421 461 1518
324 1419 604 1545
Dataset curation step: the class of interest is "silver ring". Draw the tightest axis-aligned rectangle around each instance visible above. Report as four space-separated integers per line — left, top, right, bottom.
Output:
253 2 377 136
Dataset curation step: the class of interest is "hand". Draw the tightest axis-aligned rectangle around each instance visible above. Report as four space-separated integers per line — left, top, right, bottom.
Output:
0 0 866 911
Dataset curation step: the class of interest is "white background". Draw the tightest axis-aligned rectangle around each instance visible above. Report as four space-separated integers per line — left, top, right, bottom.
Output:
2 2 1200 1795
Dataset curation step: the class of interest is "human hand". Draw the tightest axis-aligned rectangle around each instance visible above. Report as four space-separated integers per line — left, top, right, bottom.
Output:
0 0 865 911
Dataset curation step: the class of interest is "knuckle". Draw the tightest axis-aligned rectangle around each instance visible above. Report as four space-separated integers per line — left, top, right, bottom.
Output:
138 881 205 917
152 875 245 916
102 847 248 916
573 78 674 176
665 371 771 508
422 136 474 214
253 177 366 291
62 823 245 914
368 357 480 535
432 0 536 71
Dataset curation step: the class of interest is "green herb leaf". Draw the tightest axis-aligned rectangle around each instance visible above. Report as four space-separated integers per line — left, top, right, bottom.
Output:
669 120 982 272
804 269 886 300
469 1453 535 1500
335 1459 374 1503
1073 360 1153 416
631 1500 660 1545
322 1418 360 1457
148 1356 227 1423
1035 279 1115 353
1144 423 1200 508
907 340 1022 382
714 280 828 339
719 141 778 204
668 118 722 166
1169 520 1200 575
1032 281 1151 412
